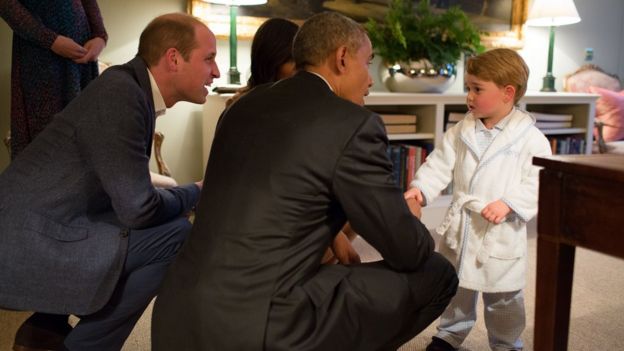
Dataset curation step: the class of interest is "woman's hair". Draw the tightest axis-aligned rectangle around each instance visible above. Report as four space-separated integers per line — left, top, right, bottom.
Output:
466 48 529 104
247 18 299 88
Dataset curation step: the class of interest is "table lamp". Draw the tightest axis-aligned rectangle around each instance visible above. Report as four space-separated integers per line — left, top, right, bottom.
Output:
203 0 267 85
525 0 581 92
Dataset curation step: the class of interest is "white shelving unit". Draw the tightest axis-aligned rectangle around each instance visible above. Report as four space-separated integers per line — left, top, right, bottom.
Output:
365 91 598 151
202 91 599 228
388 133 435 141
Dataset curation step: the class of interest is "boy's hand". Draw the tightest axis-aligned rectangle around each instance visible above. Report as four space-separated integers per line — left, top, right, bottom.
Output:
481 200 511 224
404 187 424 205
330 231 360 265
406 197 422 219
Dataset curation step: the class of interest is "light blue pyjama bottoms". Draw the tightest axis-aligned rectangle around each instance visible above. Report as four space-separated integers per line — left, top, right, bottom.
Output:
435 287 525 351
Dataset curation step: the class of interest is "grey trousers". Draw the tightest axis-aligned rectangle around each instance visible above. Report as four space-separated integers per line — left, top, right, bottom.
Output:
63 217 192 351
435 287 525 351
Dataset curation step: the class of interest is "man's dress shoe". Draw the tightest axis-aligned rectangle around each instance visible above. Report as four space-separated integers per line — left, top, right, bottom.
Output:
12 320 72 351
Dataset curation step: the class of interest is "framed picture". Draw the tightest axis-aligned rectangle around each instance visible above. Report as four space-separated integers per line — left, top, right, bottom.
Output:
469 0 530 49
188 0 529 48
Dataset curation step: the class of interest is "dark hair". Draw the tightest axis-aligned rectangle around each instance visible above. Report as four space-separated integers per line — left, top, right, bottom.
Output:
247 18 299 88
293 12 367 71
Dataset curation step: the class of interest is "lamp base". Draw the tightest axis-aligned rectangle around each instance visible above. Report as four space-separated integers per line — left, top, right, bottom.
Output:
540 74 556 92
228 67 241 85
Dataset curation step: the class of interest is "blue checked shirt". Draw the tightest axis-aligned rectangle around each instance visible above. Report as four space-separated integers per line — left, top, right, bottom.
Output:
474 108 514 159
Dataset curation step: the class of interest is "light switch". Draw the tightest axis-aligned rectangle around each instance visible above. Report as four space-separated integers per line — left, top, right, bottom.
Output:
585 48 594 61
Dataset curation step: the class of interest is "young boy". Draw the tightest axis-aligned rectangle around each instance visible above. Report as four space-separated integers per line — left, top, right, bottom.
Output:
404 48 552 351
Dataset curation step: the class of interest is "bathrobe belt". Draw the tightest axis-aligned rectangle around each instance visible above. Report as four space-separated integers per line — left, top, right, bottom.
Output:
435 193 501 264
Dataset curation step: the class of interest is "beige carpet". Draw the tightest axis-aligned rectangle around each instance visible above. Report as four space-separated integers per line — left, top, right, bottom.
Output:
2 221 624 350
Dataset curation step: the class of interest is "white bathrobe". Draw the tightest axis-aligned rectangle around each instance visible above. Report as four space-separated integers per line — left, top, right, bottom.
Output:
412 109 552 292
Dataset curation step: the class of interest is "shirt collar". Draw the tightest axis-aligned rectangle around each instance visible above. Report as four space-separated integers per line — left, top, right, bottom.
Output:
147 69 166 118
308 71 334 92
475 107 515 132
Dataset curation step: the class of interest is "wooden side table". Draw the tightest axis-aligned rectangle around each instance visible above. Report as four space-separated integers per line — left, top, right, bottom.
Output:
533 154 624 350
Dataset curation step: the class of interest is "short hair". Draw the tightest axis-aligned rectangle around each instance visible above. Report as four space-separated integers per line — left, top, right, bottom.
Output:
466 48 530 104
138 13 206 66
248 18 299 88
293 12 368 70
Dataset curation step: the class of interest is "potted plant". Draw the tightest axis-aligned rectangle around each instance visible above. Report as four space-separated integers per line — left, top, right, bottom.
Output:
366 0 485 93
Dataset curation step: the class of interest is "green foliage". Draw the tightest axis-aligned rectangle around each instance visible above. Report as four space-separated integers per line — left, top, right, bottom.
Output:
366 0 485 66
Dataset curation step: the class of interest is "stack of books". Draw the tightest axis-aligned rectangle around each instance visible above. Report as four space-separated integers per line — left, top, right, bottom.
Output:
530 112 574 129
445 112 467 130
380 114 418 134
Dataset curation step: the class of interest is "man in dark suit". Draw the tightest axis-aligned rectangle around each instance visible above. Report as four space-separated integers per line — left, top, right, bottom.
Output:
152 11 458 351
0 13 220 351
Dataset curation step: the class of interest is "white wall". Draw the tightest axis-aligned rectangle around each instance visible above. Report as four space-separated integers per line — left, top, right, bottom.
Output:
1 0 624 181
519 0 624 92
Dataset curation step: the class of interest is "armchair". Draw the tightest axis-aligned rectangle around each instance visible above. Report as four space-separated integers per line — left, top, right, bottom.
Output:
564 64 624 154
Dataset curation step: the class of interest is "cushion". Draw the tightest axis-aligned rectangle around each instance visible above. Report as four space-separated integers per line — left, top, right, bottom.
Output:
564 65 621 93
589 86 624 142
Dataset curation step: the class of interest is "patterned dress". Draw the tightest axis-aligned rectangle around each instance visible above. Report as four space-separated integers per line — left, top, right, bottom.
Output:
0 0 107 159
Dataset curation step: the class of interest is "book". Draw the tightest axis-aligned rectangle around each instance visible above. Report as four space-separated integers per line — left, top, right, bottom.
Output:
535 121 573 129
380 114 418 124
401 144 417 189
388 145 404 188
447 112 467 122
385 124 417 134
550 137 558 154
547 135 585 155
445 121 457 131
530 112 574 122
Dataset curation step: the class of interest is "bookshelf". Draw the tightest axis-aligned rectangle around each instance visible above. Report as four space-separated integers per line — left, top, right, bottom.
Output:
202 91 598 228
388 133 435 141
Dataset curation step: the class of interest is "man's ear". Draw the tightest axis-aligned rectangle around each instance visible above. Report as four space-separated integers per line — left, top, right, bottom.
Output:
164 48 179 71
335 46 348 73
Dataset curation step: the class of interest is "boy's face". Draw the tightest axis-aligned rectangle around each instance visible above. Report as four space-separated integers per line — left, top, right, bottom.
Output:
464 74 515 125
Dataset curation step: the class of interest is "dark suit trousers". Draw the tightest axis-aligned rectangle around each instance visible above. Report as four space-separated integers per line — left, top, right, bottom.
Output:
381 253 459 350
265 252 458 351
62 217 192 351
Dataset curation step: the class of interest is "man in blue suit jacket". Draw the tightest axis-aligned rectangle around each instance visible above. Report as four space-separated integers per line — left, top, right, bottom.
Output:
0 13 220 351
153 12 457 351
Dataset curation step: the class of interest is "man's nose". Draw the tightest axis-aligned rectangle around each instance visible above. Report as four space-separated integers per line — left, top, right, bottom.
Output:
213 63 221 78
